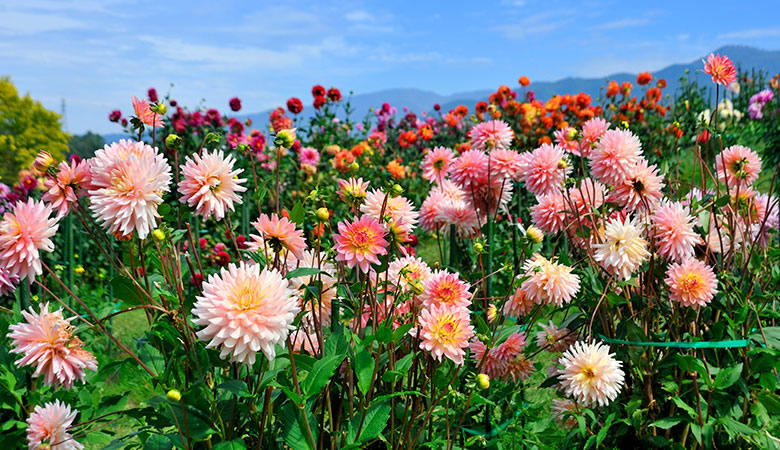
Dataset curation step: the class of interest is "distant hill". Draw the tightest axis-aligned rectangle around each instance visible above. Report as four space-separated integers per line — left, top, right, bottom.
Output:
101 45 779 143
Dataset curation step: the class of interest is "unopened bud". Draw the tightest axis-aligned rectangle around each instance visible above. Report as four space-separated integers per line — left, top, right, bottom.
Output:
390 184 403 197
205 132 221 145
473 242 485 254
154 103 167 115
316 208 330 221
33 151 54 175
526 226 544 244
477 373 490 390
349 161 360 172
165 134 182 151
152 228 166 242
274 128 297 148
486 304 497 323
167 389 182 402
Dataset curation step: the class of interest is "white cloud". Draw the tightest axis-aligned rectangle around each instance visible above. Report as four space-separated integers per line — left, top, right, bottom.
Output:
492 11 573 39
590 17 651 31
717 27 780 40
345 10 374 22
0 11 86 34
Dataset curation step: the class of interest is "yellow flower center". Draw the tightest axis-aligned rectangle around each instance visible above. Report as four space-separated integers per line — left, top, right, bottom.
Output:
434 319 459 346
679 272 701 293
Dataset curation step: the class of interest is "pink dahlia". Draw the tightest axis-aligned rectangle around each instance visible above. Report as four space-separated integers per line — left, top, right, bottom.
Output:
333 215 389 273
290 250 337 327
469 340 508 379
554 127 580 155
249 213 307 261
0 199 58 282
493 332 527 361
42 159 91 219
519 144 569 196
468 120 514 151
338 177 370 205
607 159 664 212
506 355 534 382
422 146 455 184
589 129 642 186
650 201 701 262
178 149 247 221
290 328 320 355
702 53 737 87
581 118 610 148
415 303 474 365
489 148 524 181
420 270 472 309
503 286 538 318
132 95 164 128
714 145 762 188
299 147 320 166
420 190 447 233
192 262 299 364
387 255 432 293
437 200 480 239
531 192 566 234
557 341 624 407
551 398 578 430
8 303 97 389
450 149 488 191
0 266 18 296
665 258 718 308
27 400 83 450
566 178 606 217
88 140 171 239
592 215 649 281
536 320 576 353
519 254 580 307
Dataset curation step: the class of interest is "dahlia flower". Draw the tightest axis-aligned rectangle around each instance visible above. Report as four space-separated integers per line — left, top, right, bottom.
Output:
468 120 514 151
249 214 306 261
88 140 171 239
422 146 455 184
551 398 578 430
333 216 388 273
557 341 625 407
489 148 524 181
8 303 97 389
519 254 580 307
566 178 606 217
536 320 577 353
420 270 472 309
290 250 337 327
132 95 164 128
554 127 580 155
27 400 83 450
581 117 610 147
531 192 566 234
415 304 474 365
437 200 481 238
702 53 737 86
469 340 508 379
0 199 59 282
493 332 527 360
299 147 320 166
361 189 419 236
450 150 488 191
420 191 447 233
592 215 649 281
0 266 18 296
589 129 642 186
506 355 534 382
387 255 432 293
607 159 664 212
192 262 299 364
338 177 369 205
650 201 701 262
42 159 91 219
503 286 538 318
178 149 247 221
290 328 320 355
714 145 762 188
519 144 570 196
665 258 718 308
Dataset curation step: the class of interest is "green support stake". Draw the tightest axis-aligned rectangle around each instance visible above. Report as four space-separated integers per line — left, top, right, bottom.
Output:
19 282 29 311
448 224 457 269
66 213 74 299
241 190 250 237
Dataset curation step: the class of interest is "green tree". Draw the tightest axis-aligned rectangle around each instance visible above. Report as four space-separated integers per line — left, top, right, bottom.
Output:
68 131 105 159
0 77 69 183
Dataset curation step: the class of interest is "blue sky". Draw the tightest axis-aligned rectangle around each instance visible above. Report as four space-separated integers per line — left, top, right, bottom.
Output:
3 0 780 134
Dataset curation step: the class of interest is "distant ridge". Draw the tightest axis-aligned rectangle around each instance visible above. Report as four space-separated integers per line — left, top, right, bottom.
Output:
102 45 780 144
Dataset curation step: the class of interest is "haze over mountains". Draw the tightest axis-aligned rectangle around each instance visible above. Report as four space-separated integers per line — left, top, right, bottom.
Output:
103 45 780 143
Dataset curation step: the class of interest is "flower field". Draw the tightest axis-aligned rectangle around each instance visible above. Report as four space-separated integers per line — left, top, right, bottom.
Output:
1 53 779 449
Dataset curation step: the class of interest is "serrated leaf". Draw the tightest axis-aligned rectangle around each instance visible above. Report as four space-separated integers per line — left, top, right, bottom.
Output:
349 402 390 445
290 201 305 226
353 347 374 396
713 363 742 389
714 194 730 207
301 354 346 399
216 380 251 398
111 275 142 306
651 417 685 429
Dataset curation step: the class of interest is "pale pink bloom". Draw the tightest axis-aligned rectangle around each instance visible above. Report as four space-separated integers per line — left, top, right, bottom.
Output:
333 216 388 273
536 320 576 353
519 254 580 307
557 341 624 407
468 120 514 151
581 118 610 148
249 214 307 262
422 146 455 184
88 140 171 239
592 215 649 281
488 148 524 181
650 201 701 262
493 332 527 361
554 127 580 155
566 178 606 217
506 355 534 382
360 189 419 236
299 147 320 166
551 398 578 430
8 303 97 389
437 200 481 239
42 159 91 219
714 145 762 188
665 258 718 308
589 129 642 186
132 95 164 127
468 177 514 217
338 177 369 205
752 193 779 247
192 262 299 364
702 53 737 86
0 266 18 296
420 191 447 233
415 303 474 365
27 400 83 449
607 159 664 212
290 328 320 355
469 340 508 379
388 255 432 293
450 149 488 191
519 144 569 196
0 199 58 282
531 192 566 234
420 270 472 309
503 286 538 318
179 149 247 221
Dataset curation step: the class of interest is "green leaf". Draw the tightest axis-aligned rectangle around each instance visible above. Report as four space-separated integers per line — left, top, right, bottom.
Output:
353 347 375 396
392 323 414 343
671 396 697 420
158 203 171 216
279 402 315 450
718 417 755 436
714 194 730 207
301 354 346 399
290 201 305 226
349 402 390 445
143 435 173 450
111 275 142 306
216 380 251 398
212 440 247 450
750 326 780 348
651 417 685 429
286 267 327 280
757 393 780 414
713 363 742 389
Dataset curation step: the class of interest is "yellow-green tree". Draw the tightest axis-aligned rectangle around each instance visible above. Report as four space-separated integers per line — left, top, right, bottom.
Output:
0 77 69 183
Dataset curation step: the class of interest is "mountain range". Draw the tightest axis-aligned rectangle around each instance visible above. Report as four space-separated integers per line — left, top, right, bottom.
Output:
103 45 780 144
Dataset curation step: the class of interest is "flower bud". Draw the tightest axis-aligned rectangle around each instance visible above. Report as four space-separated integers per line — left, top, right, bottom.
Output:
477 373 490 390
32 151 54 175
316 208 330 221
526 226 544 244
473 242 485 254
390 184 403 197
74 265 85 275
411 282 424 296
165 134 182 151
205 132 221 145
152 228 166 242
167 389 182 402
153 103 168 115
486 304 497 323
349 161 360 172
274 128 297 148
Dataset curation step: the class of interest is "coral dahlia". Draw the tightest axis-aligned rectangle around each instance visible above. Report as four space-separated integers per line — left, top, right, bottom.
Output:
333 216 388 273
665 258 718 308
415 303 474 365
0 199 59 282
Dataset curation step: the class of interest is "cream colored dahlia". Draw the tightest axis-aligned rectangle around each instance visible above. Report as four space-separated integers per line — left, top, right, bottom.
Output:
0 198 59 282
27 400 83 449
178 149 247 220
519 254 580 307
592 215 649 281
557 341 624 407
